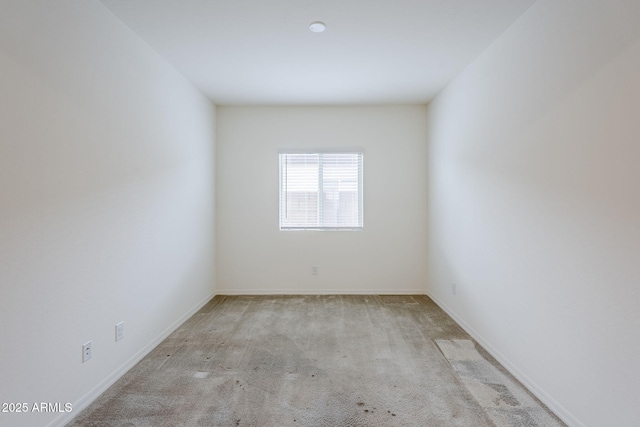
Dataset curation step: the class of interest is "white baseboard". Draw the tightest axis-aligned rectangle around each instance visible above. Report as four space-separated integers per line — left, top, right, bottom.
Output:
216 289 427 295
427 292 584 427
49 292 216 427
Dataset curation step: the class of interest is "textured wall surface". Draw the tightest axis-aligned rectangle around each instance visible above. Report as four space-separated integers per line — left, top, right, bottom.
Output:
426 1 640 425
0 2 216 426
216 106 428 295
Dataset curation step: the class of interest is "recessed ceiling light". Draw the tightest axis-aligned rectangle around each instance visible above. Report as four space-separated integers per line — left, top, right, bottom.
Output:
309 21 326 33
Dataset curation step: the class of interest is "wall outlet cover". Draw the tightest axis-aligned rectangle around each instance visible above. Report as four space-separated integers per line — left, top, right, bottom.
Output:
82 341 92 363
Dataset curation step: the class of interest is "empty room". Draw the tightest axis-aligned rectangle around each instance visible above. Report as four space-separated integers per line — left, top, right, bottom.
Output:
1 0 638 426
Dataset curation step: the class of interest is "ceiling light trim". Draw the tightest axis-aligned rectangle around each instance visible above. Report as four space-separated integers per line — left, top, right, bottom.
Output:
309 21 326 33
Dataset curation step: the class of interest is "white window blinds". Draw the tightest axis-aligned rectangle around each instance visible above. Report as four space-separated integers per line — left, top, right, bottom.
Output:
279 152 363 230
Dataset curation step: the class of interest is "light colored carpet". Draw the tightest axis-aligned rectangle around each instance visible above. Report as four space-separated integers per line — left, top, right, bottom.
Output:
67 295 564 426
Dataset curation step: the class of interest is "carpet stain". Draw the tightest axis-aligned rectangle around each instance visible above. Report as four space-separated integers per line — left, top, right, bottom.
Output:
436 339 565 427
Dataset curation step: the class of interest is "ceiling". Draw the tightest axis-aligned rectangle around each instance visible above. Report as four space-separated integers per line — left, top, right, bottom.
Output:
100 0 535 105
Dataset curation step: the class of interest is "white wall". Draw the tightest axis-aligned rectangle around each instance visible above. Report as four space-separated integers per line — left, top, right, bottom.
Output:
0 2 216 426
216 106 428 294
426 1 640 426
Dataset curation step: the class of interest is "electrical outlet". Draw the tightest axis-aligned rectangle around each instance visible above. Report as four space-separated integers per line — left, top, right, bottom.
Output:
82 341 92 363
311 266 318 275
115 322 124 342
451 283 457 295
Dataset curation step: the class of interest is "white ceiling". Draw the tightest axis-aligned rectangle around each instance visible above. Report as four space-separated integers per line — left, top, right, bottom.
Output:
100 0 535 105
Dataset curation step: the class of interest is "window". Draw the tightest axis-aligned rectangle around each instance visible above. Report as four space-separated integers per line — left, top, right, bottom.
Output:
279 151 363 230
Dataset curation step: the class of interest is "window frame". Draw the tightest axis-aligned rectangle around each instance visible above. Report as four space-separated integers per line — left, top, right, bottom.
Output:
278 149 364 231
